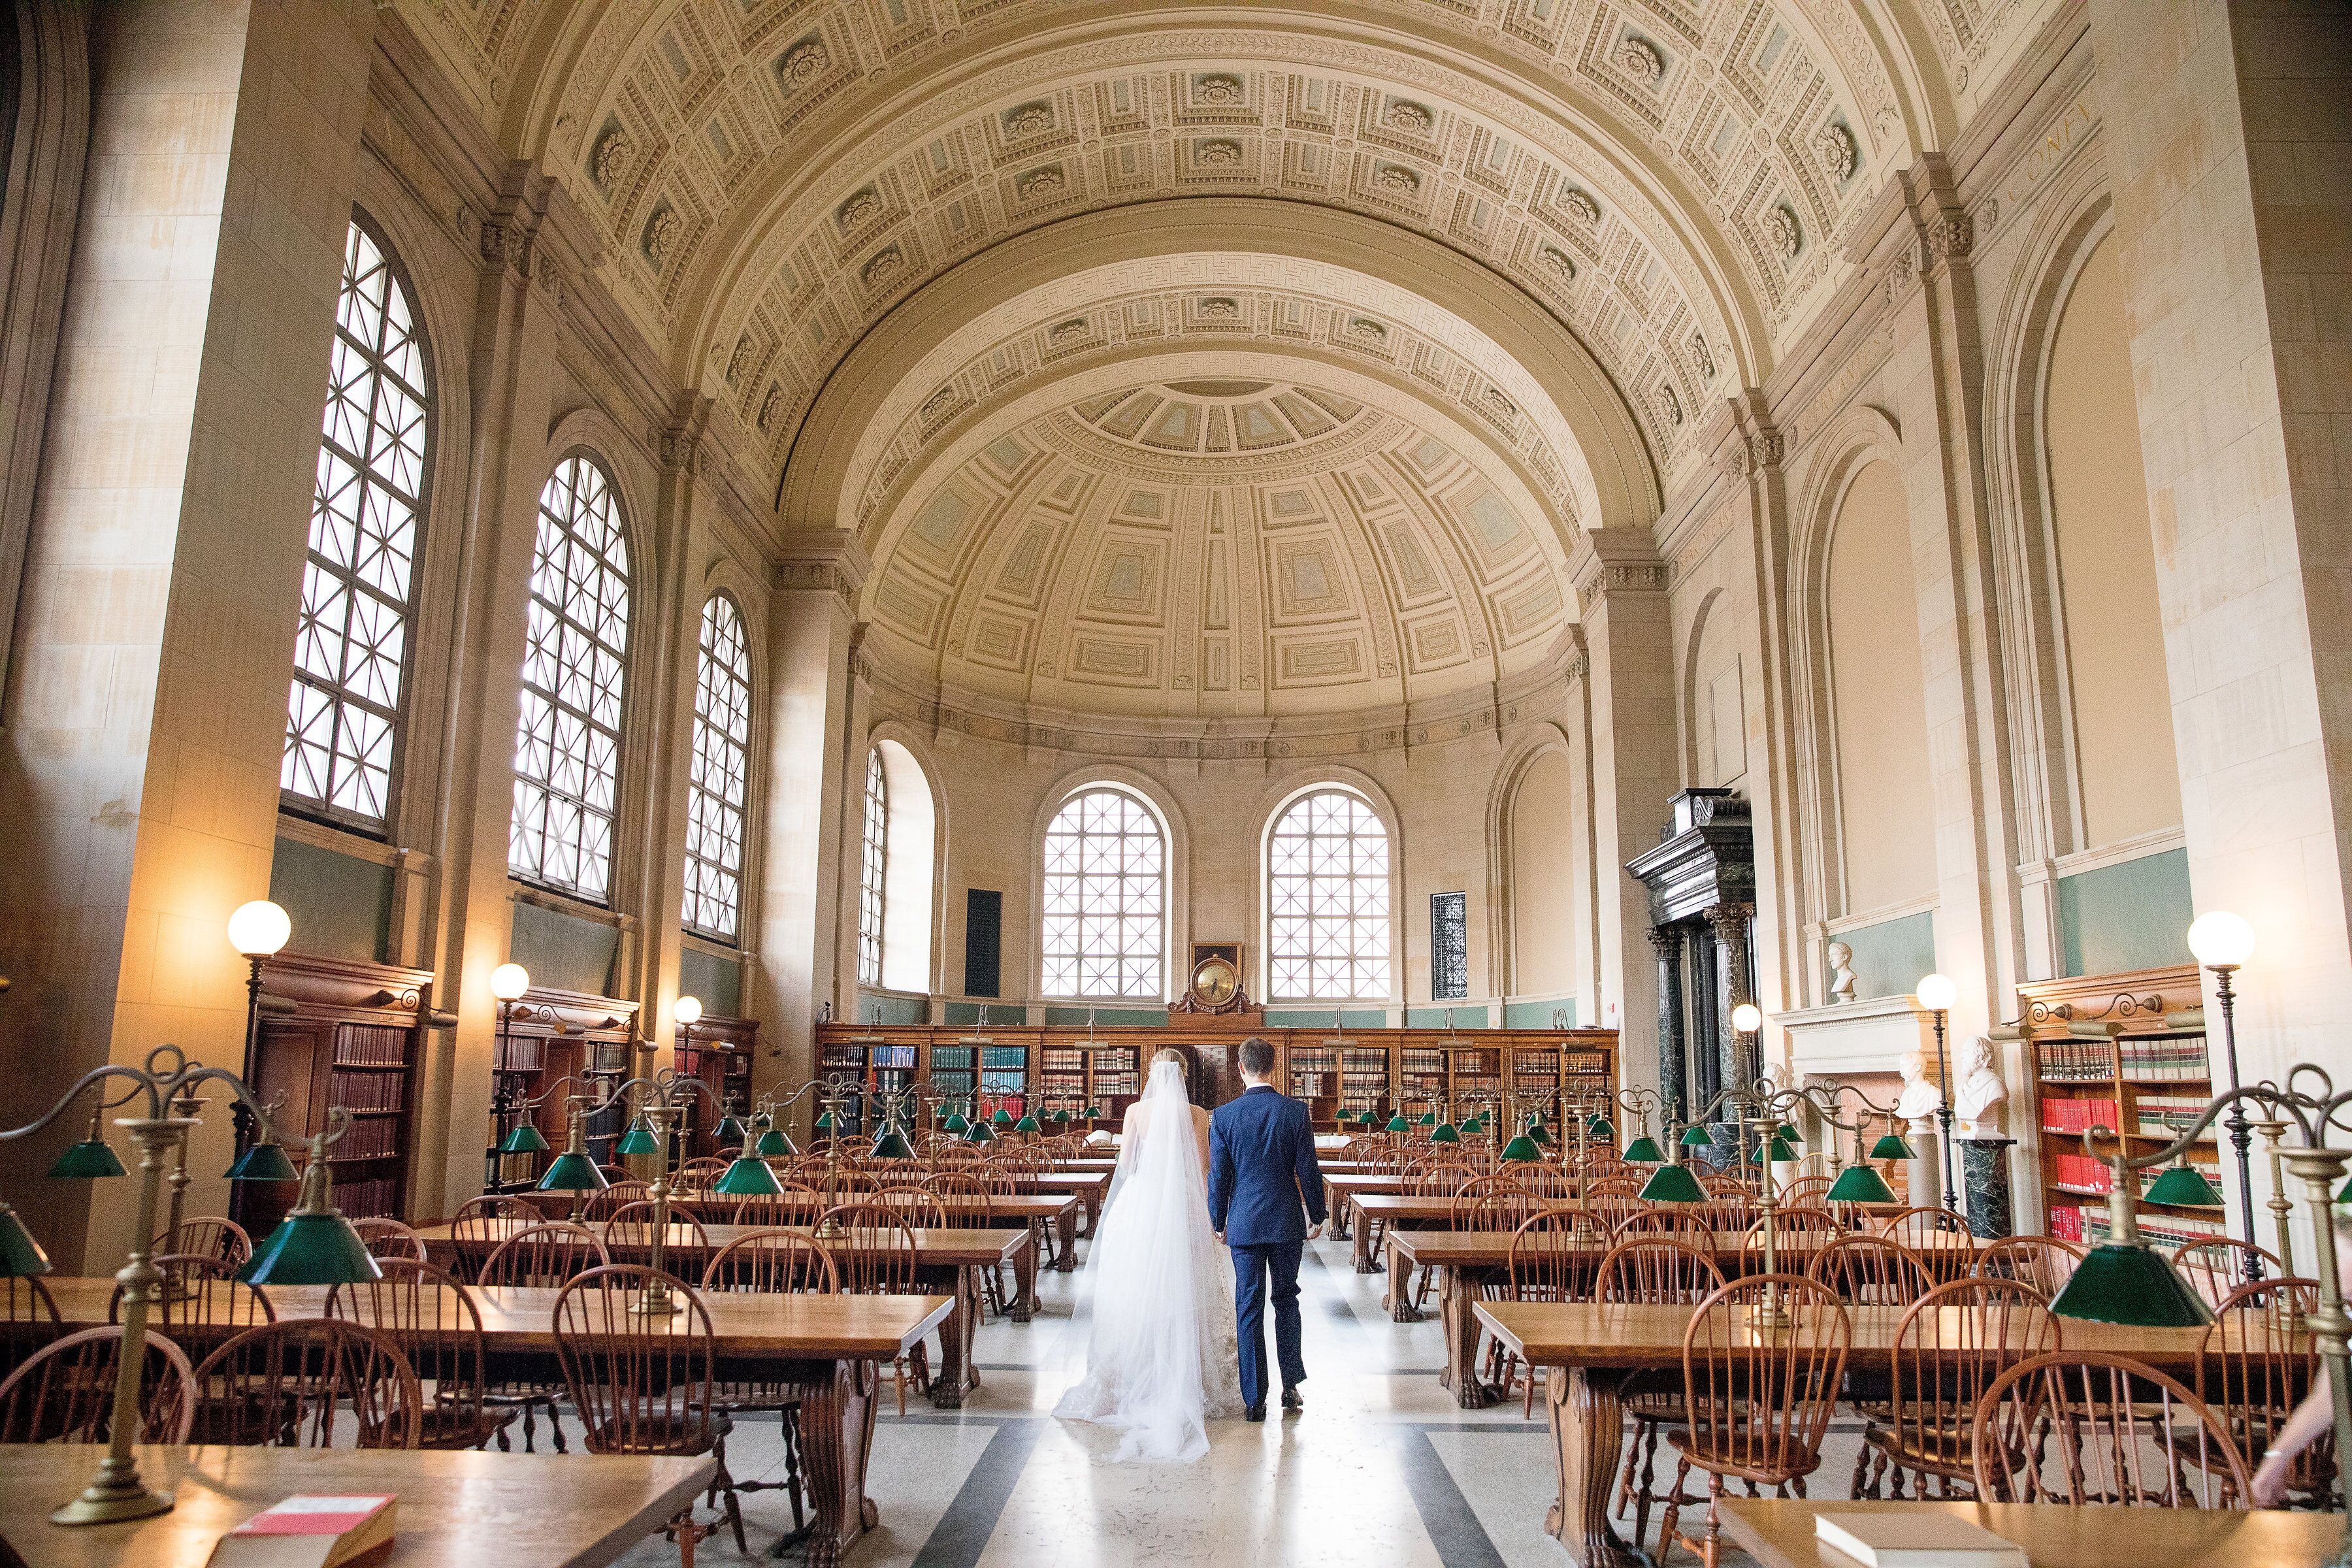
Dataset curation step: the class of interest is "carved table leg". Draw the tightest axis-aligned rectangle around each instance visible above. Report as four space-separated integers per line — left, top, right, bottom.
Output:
930 1266 979 1409
1009 1231 1038 1323
777 1358 881 1566
1353 1210 1375 1275
1328 1182 1351 1240
1055 1209 1077 1272
1078 1186 1100 1237
1546 1364 1639 1567
1386 1232 1423 1323
1436 1266 1492 1408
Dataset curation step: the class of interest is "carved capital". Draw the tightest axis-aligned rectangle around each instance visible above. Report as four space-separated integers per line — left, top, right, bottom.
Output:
1924 212 1973 264
1883 248 1918 307
656 429 701 474
1706 902 1756 943
1744 429 1784 472
1648 925 1684 959
478 220 529 278
772 529 873 619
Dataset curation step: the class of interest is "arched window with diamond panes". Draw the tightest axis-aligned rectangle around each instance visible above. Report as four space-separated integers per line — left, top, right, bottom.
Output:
282 218 432 828
509 453 630 901
858 747 887 988
683 594 752 941
1041 787 1166 1000
1266 787 1393 1000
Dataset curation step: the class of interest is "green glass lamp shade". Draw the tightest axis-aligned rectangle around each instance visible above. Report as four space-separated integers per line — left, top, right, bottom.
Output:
1773 1122 1803 1143
225 1141 300 1182
1500 1134 1543 1162
2050 1242 2214 1327
1385 1113 1411 1134
712 1154 785 1196
1529 1122 1556 1146
713 1115 745 1145
1622 1135 1666 1163
1765 1136 1802 1164
614 1119 661 1158
966 1119 997 1144
1585 1115 1615 1140
868 1124 916 1160
1679 1124 1714 1148
1826 1162 1898 1205
1053 1109 1073 1124
750 1113 774 1132
1418 1111 1437 1126
1638 1163 1708 1203
992 1107 1014 1126
813 1111 836 1133
943 1112 970 1135
0 1205 52 1278
1083 1106 1102 1119
754 1128 792 1158
238 1211 380 1286
1014 1114 1041 1134
2338 1172 2352 1205
1428 1122 1461 1145
498 1121 551 1156
537 1150 609 1193
1870 1132 1917 1161
48 1138 124 1180
2145 1164 2225 1207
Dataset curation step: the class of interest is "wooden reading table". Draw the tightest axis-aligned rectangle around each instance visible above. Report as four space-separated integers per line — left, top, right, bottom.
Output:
514 1188 1084 1268
1716 1498 2344 1568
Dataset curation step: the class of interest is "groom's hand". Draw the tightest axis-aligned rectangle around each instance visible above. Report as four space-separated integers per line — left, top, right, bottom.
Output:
1307 1221 1325 1240
1213 1232 1224 1247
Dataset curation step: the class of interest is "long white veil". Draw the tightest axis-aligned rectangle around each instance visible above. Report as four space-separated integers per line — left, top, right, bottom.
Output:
1053 1058 1240 1462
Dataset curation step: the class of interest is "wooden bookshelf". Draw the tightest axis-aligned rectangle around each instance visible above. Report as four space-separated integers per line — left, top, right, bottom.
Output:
2017 965 2221 1249
487 985 638 1192
674 1013 757 1159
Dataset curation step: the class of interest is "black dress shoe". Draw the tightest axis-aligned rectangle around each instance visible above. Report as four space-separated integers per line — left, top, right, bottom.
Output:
1245 1404 1266 1422
1281 1387 1303 1411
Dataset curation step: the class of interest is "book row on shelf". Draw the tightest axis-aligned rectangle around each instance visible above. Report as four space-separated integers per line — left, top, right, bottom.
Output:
331 1025 410 1068
2048 1203 2224 1249
2048 1149 2223 1197
329 1070 406 1113
2118 1036 2211 1079
2134 1092 2219 1140
332 1174 402 1218
331 1117 402 1162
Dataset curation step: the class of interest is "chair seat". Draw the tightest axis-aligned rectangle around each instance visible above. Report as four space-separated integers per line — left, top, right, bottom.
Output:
1864 1418 1976 1476
1626 1392 1690 1422
416 1400 517 1450
1666 1425 1825 1486
580 1405 733 1457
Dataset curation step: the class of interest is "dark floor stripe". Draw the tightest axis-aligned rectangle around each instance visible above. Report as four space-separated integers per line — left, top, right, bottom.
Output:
907 1414 1045 1568
1399 1427 1511 1568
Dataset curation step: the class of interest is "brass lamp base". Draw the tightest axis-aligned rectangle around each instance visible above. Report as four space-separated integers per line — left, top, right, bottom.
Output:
629 1288 686 1316
52 1481 174 1527
1743 1300 1791 1330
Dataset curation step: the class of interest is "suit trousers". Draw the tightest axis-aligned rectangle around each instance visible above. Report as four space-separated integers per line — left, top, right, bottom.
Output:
1229 1241 1305 1410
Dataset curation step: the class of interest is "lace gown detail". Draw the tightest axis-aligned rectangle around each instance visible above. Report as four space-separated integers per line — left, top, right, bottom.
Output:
1053 1060 1242 1462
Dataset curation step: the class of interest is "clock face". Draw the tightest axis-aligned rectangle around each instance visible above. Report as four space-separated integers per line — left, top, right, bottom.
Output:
1191 956 1238 1006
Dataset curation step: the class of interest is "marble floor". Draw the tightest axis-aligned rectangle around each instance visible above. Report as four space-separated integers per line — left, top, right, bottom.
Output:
613 1233 1863 1566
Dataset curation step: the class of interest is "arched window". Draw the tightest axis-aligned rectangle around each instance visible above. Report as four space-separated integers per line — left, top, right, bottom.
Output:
1266 787 1392 1001
858 747 887 988
509 453 630 900
683 595 752 941
282 219 431 828
1041 787 1166 1000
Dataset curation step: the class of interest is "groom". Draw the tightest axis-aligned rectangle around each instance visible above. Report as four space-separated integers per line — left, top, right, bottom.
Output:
1207 1036 1327 1422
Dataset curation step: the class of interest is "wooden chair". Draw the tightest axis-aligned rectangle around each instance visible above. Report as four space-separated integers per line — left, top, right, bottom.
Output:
154 1217 251 1267
700 1231 839 1535
188 1320 421 1449
2173 1237 2286 1310
2194 1277 2330 1506
1659 1277 1852 1568
326 1259 512 1452
585 1179 652 1220
478 1222 610 1290
605 1200 710 1253
1779 1175 1835 1209
1877 1205 1967 1243
1806 1234 1933 1308
927 1173 1014 1318
1614 1208 1716 1256
448 1194 541 1283
552 1266 743 1565
1595 1238 1727 1546
1696 1195 1754 1235
351 1217 429 1262
871 1188 951 1229
1856 1277 2059 1499
110 1254 274 1336
1 1275 61 1382
674 1157 728 1194
1742 1207 1844 1273
728 1186 821 1227
1414 1177 1535 1311
1588 1190 1648 1233
1971 1349 2250 1507
0 1325 195 1443
1973 1234 2083 1298
1498 1211 1609 1413
817 1205 932 1414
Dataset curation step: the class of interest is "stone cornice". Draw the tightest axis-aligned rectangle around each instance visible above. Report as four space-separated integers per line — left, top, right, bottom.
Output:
1567 529 1666 608
772 531 873 615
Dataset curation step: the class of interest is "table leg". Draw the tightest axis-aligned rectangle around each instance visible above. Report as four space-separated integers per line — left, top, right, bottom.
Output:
1352 1209 1375 1275
930 1268 979 1409
1009 1232 1038 1323
1078 1186 1100 1237
1054 1209 1077 1272
1545 1365 1639 1567
1436 1267 1491 1409
781 1357 881 1567
1384 1233 1423 1324
1327 1181 1350 1239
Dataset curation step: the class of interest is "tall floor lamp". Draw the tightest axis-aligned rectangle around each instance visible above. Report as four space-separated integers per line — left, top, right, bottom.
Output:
1915 973 1959 1213
2187 911 2262 1282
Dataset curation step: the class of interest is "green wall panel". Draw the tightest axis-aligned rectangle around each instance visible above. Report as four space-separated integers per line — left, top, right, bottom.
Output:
1503 998 1578 1028
1835 912 1937 1002
269 836 391 964
2059 847 2194 977
679 947 743 1017
509 899 620 996
1405 1005 1490 1028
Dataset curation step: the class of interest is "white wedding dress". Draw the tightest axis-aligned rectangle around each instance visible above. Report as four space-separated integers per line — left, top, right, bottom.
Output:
1053 1059 1243 1462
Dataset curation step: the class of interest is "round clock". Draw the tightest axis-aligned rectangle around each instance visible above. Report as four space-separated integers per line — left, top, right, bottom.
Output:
1188 955 1239 1009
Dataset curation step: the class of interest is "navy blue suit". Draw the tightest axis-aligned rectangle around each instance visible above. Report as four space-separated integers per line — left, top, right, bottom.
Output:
1208 1083 1327 1409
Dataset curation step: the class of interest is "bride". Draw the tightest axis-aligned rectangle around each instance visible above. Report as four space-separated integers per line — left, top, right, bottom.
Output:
1053 1049 1241 1462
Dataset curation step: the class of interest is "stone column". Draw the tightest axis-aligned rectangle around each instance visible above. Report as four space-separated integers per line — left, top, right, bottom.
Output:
1709 902 1757 1090
1650 925 1687 1124
1960 1137 2017 1239
1569 530 1676 1097
0 0 377 1269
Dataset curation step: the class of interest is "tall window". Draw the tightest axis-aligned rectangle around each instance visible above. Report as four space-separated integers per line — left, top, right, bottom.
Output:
858 748 887 987
683 595 752 941
1267 788 1392 1000
510 454 630 900
1041 787 1165 999
283 220 431 828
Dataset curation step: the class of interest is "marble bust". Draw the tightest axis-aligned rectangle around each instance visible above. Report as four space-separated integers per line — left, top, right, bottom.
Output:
1953 1034 2009 1135
1895 1048 1943 1121
1827 940 1858 1004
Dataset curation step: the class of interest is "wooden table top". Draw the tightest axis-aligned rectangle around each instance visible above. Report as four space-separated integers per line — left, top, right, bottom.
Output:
1473 1299 2279 1374
1392 1227 1984 1266
416 1218 1030 1266
44 1277 954 1358
0 1444 712 1568
1716 1499 2345 1568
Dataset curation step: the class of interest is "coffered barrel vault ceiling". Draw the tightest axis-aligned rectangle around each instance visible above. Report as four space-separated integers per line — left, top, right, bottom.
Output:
387 0 2031 725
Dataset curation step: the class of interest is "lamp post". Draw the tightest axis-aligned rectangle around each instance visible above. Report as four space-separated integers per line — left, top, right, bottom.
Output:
1915 973 1960 1213
606 1067 727 1315
225 902 291 1224
1730 1000 1763 1091
2187 911 2262 1282
3 1044 377 1526
489 964 531 1186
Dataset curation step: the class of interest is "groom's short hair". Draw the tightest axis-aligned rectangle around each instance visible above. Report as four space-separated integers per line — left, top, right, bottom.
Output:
1238 1036 1276 1077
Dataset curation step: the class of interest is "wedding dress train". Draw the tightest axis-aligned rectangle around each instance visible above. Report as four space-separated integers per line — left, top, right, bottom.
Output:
1052 1059 1242 1462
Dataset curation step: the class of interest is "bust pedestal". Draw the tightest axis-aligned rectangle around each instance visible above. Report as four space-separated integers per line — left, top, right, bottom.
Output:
1906 1117 1942 1211
1959 1137 2017 1239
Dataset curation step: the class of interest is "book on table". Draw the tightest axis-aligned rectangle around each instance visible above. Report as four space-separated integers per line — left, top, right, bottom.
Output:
1813 1512 2028 1568
208 1495 398 1568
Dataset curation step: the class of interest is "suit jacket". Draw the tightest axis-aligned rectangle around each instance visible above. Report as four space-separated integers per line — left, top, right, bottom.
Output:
1207 1084 1327 1247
